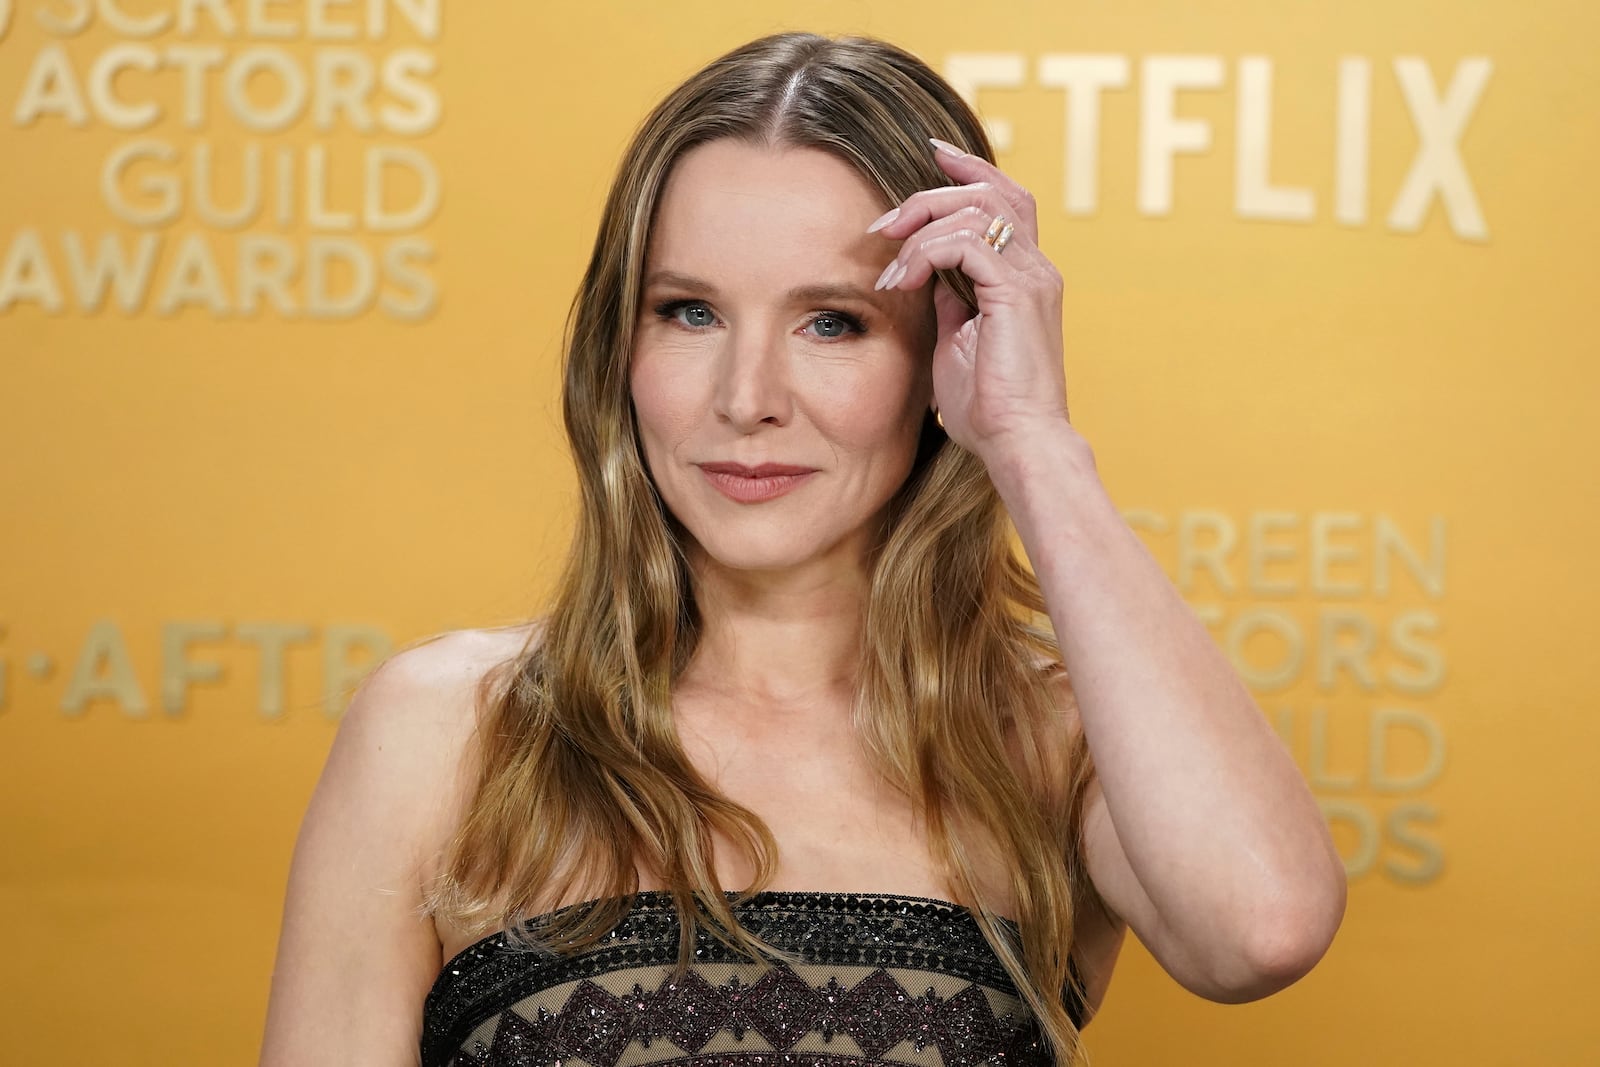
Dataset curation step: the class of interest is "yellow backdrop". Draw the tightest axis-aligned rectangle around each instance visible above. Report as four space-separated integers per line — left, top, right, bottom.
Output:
2 2 1595 1063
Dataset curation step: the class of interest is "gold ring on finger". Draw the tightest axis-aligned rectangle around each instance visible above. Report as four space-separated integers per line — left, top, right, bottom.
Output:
983 215 1008 247
991 221 1016 255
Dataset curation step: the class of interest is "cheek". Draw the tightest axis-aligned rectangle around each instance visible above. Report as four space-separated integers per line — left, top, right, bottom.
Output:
630 354 703 455
816 368 927 455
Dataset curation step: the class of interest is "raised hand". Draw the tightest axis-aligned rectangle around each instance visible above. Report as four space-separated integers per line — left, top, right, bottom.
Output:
867 139 1072 466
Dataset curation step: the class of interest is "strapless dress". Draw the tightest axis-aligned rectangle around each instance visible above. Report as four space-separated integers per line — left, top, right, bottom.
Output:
421 889 1084 1067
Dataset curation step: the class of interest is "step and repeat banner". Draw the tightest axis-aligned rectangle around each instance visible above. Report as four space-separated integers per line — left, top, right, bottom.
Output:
2 2 1594 1063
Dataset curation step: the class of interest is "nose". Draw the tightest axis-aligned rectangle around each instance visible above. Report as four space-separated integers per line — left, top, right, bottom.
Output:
712 323 793 432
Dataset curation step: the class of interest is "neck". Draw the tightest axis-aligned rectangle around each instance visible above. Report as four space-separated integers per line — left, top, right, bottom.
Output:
680 549 868 707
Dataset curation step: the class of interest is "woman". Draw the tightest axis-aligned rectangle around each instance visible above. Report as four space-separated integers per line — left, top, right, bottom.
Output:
260 32 1345 1067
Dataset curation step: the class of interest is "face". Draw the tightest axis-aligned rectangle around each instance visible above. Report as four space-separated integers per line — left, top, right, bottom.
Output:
630 139 935 578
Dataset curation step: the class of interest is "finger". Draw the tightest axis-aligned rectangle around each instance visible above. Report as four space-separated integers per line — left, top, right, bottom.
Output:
927 139 1039 242
867 182 1037 246
932 282 980 375
879 204 1037 265
878 211 1039 293
932 276 972 342
886 224 1023 296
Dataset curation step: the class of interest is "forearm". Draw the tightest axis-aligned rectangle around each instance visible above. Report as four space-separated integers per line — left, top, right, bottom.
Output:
987 423 1345 984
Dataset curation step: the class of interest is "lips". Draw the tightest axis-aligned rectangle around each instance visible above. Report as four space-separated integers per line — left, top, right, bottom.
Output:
697 462 817 504
699 462 816 478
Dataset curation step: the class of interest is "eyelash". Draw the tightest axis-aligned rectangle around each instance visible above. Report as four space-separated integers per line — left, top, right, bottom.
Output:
651 299 867 341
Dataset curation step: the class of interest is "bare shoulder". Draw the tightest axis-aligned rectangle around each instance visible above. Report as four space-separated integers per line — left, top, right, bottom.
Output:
259 623 537 1065
358 624 535 747
1006 664 1083 807
331 625 534 824
375 623 537 709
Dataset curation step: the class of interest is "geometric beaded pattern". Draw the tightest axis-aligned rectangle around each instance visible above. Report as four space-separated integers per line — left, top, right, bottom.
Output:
421 891 1083 1067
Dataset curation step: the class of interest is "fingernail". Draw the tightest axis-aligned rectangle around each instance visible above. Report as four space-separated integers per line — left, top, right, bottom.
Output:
885 262 909 290
866 207 900 234
874 259 901 290
929 137 965 158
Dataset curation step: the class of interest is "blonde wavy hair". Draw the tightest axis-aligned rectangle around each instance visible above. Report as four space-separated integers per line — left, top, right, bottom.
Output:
424 31 1101 1065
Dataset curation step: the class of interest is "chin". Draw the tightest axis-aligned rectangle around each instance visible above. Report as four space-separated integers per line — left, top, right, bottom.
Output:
678 518 853 578
691 536 826 575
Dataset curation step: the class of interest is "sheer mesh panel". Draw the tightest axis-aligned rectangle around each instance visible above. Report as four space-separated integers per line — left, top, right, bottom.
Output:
423 891 1078 1067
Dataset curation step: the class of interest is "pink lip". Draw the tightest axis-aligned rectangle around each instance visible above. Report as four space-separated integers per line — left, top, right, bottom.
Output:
698 462 817 504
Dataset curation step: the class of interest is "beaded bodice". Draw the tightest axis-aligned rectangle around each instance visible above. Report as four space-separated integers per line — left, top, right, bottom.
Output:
421 891 1082 1067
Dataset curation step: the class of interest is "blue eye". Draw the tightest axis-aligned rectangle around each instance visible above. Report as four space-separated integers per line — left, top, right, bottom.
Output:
808 313 864 340
654 300 717 328
682 305 715 327
651 300 866 342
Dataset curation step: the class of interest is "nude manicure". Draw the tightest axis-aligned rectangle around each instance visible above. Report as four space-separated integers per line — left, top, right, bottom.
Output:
866 207 900 233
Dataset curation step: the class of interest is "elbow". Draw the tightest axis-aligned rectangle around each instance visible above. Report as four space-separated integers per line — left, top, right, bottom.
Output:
1239 904 1344 1000
1220 870 1348 1003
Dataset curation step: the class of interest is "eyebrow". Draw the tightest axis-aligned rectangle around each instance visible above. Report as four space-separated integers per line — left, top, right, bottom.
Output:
643 270 878 306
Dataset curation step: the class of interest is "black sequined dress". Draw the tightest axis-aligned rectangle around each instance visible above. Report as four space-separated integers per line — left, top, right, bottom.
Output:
421 890 1083 1067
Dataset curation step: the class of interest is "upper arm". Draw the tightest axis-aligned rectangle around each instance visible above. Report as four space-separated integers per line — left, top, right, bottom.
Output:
1002 673 1130 1018
259 629 511 1066
1043 674 1260 1005
1029 671 1145 937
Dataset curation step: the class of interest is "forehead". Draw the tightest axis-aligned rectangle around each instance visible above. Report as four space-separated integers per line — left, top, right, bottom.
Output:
646 141 887 279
